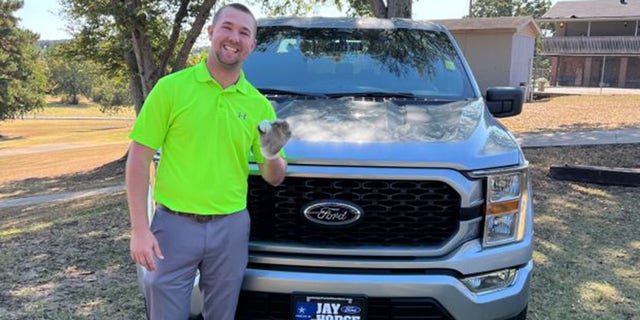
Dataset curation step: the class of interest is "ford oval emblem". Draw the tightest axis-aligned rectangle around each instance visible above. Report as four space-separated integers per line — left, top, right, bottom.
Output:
302 200 363 226
341 305 362 314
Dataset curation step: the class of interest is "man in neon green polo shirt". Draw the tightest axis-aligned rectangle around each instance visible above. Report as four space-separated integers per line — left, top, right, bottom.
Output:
125 3 291 319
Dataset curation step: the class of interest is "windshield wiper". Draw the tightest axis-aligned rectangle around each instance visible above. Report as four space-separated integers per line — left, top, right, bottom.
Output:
326 91 418 99
258 88 326 98
327 92 463 103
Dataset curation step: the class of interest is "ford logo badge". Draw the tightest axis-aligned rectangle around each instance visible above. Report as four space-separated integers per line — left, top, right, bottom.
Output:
340 306 362 314
302 200 363 226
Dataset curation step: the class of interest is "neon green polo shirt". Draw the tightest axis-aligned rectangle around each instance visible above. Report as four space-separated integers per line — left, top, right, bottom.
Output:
129 59 276 214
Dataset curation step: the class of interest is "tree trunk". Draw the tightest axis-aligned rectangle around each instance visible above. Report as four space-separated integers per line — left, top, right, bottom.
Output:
131 27 158 106
387 0 412 18
126 0 159 114
123 0 218 115
129 71 145 115
160 0 190 75
124 42 145 114
366 0 387 18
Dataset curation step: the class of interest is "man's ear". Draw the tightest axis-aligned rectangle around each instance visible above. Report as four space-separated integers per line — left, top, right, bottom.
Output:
207 25 214 40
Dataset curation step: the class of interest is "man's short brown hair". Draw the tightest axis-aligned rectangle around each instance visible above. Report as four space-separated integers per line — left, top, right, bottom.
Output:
211 3 257 35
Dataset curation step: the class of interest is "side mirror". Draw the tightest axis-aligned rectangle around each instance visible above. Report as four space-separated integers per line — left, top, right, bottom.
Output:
485 87 523 118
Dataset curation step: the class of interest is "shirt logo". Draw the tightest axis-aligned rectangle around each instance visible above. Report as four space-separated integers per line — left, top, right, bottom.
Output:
237 112 247 120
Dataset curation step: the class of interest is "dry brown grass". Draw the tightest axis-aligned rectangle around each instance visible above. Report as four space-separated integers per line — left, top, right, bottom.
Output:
0 192 145 319
0 149 127 200
1 119 132 149
0 95 639 319
524 145 640 320
500 94 640 134
34 95 136 118
0 119 131 199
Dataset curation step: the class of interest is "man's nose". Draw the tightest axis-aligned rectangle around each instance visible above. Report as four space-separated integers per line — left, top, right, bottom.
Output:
228 30 241 42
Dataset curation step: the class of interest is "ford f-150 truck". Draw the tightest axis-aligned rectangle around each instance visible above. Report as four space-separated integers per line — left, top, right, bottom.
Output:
139 16 533 320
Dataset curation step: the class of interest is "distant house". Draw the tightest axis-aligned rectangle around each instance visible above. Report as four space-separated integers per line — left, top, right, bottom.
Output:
538 0 640 88
434 16 541 98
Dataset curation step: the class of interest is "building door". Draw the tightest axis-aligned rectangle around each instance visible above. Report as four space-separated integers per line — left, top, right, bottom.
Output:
626 57 640 88
589 57 603 87
603 57 620 87
557 56 585 86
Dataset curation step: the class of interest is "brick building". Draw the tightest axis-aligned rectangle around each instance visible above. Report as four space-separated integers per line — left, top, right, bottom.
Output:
539 0 640 88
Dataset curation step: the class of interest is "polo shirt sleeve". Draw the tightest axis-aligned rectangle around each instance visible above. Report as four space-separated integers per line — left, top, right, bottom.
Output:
129 78 172 150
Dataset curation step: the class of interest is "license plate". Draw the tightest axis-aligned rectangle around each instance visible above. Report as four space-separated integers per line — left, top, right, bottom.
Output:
292 293 367 320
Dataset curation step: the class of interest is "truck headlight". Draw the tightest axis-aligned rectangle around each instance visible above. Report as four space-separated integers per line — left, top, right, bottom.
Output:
471 165 529 247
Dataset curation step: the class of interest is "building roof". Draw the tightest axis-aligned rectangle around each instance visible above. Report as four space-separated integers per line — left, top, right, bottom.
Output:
432 16 541 36
540 0 640 20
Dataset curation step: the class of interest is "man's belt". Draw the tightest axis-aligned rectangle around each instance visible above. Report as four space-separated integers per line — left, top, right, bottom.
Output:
156 204 228 223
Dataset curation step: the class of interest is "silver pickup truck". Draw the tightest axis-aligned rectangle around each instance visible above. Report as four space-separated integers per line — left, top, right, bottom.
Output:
139 16 533 320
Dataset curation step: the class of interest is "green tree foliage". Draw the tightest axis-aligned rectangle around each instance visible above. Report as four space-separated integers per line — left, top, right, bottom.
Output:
59 0 415 115
249 0 342 16
91 74 133 112
470 0 514 17
470 0 552 79
187 48 208 67
0 0 48 121
250 0 412 18
470 0 551 19
346 0 412 18
41 40 132 110
60 0 218 114
46 44 95 105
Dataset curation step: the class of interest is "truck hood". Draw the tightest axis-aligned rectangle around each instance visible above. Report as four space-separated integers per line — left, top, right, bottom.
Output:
274 98 522 171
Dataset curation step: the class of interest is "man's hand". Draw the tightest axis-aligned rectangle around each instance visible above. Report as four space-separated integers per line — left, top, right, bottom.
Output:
258 119 291 159
130 227 164 271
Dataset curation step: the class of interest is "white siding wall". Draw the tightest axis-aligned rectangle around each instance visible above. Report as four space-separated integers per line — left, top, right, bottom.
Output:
510 34 536 97
450 32 513 95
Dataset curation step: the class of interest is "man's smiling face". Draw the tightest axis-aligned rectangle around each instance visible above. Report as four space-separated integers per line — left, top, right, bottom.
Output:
207 7 256 70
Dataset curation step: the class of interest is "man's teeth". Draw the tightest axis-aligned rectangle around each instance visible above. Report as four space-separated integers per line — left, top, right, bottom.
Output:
223 44 239 53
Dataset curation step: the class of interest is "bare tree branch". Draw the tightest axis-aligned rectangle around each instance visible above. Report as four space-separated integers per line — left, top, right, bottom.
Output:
160 0 190 77
173 0 218 71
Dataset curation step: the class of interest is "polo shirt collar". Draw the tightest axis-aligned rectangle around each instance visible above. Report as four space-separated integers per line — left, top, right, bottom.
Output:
195 58 250 94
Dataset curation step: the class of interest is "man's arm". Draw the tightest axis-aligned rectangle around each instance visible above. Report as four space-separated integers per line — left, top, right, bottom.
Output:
126 141 163 271
258 156 287 186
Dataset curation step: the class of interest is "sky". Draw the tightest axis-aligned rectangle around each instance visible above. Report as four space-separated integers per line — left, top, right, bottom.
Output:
16 0 567 40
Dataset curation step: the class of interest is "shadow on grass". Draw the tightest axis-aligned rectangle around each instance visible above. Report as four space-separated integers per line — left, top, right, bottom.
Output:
0 194 146 319
524 145 640 320
0 156 126 199
0 135 25 142
518 123 640 135
46 101 95 108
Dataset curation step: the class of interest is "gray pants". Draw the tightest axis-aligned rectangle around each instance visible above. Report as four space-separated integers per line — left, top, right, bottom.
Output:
143 207 250 320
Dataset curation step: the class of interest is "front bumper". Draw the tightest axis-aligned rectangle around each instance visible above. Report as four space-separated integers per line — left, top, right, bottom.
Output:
239 260 532 320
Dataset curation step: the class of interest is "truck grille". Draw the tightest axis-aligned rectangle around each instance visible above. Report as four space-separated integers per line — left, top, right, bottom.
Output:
236 291 454 320
247 176 460 247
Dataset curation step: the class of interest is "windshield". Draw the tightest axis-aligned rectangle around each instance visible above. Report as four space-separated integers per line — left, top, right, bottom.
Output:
244 26 476 100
